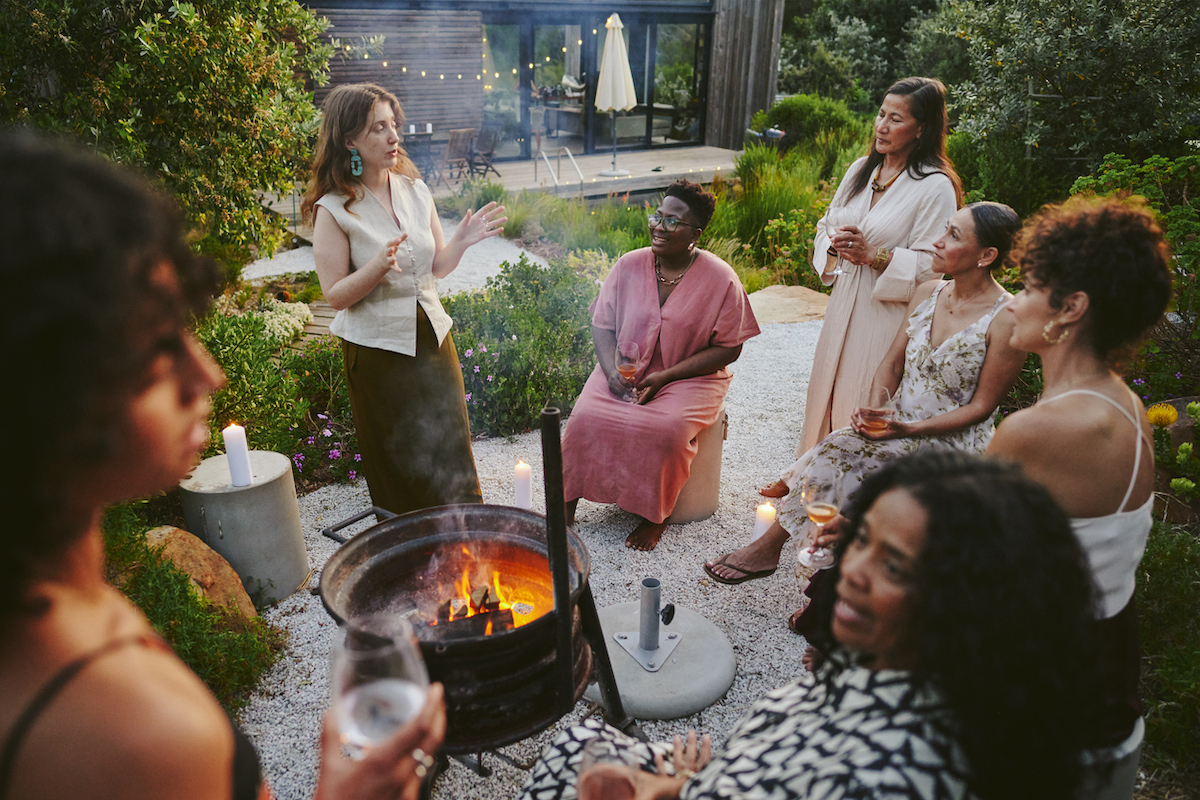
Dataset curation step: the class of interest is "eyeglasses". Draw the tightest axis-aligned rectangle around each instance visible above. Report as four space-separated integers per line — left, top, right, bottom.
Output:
647 214 702 233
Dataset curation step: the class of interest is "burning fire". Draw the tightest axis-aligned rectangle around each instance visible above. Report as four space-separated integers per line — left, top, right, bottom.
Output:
433 546 536 633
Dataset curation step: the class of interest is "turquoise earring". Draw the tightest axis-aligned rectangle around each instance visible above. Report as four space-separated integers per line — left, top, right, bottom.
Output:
349 147 363 177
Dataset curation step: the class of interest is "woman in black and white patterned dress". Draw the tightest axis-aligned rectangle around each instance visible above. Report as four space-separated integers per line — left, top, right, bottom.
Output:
518 452 1102 800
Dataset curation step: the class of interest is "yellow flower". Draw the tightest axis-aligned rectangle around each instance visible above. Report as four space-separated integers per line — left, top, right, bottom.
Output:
1147 403 1179 427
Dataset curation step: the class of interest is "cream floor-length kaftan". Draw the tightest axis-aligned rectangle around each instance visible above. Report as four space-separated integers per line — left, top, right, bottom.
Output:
562 248 760 523
797 157 958 455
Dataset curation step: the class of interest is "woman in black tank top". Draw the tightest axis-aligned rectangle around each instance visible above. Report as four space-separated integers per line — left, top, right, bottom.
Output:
0 133 444 800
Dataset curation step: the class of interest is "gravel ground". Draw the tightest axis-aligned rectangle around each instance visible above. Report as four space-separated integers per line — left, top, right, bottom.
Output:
236 241 824 799
241 219 548 293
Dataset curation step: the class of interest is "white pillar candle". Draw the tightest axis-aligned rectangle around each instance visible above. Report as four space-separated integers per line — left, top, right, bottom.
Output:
752 502 776 541
222 423 253 487
425 122 433 133
408 124 415 134
514 459 532 510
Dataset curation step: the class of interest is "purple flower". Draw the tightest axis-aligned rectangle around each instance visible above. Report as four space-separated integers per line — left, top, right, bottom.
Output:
481 344 487 352
474 365 480 373
354 453 362 462
464 348 473 357
1133 378 1145 386
322 428 333 437
487 375 493 382
465 392 472 401
306 436 316 445
317 413 328 420
348 470 357 481
292 453 305 471
329 448 341 459
1177 372 1183 379
1143 394 1150 400
460 362 465 368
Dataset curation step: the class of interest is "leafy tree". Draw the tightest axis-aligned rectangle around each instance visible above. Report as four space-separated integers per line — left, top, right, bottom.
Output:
947 0 1200 210
0 0 332 268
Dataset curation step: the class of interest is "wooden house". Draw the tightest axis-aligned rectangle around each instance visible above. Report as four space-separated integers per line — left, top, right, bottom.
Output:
305 0 784 161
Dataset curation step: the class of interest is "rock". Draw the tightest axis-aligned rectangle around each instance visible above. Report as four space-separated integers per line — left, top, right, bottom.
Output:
145 526 258 619
748 285 829 324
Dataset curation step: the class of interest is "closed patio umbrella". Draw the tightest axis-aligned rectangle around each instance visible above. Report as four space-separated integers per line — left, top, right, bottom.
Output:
595 13 637 177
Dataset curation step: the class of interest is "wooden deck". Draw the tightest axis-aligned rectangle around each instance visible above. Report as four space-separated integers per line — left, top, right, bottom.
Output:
265 144 741 239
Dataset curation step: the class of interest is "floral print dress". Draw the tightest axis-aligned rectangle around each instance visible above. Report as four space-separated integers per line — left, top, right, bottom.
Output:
778 283 1010 538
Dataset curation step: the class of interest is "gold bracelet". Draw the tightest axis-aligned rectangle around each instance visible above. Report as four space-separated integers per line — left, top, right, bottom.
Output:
871 247 891 270
676 768 696 780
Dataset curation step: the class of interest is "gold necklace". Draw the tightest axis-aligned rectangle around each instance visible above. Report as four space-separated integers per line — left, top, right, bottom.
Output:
871 164 903 193
655 250 698 286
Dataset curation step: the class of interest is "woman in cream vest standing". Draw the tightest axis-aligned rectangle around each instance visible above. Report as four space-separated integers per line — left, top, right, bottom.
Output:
303 83 505 514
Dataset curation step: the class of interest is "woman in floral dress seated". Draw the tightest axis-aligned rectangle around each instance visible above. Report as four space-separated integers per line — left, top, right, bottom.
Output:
705 203 1024 591
518 451 1103 800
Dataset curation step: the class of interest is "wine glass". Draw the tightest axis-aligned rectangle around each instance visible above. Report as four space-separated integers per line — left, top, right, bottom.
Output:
615 341 640 403
824 206 856 277
859 386 895 436
797 473 842 571
331 613 430 759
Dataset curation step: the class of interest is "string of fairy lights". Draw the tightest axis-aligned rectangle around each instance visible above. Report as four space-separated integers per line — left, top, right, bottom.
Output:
343 26 604 92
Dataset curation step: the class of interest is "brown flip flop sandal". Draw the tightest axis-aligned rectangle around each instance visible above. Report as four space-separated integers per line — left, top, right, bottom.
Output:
703 554 777 585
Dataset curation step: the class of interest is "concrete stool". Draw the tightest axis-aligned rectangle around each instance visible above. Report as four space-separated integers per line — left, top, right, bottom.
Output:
179 451 309 605
667 404 727 524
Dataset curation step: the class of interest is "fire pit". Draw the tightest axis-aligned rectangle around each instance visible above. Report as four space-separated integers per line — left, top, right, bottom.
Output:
319 504 593 753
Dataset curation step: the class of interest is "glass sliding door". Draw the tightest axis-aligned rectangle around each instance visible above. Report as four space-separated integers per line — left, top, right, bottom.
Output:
652 23 706 144
533 25 589 155
482 24 523 159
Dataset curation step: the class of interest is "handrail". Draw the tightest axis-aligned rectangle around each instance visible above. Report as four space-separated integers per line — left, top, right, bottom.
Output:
557 147 584 196
534 146 584 195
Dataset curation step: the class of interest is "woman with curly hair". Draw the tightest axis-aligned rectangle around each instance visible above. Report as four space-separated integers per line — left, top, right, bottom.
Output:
988 195 1173 797
519 451 1101 800
561 179 759 550
302 83 505 515
0 131 445 800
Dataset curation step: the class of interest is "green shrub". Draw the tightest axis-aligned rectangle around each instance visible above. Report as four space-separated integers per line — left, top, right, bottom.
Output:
281 335 362 489
749 93 865 154
103 503 285 712
442 255 598 436
1136 522 1200 782
195 310 309 455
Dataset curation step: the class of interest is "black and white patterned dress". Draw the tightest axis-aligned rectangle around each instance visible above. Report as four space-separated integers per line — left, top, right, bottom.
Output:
517 652 977 800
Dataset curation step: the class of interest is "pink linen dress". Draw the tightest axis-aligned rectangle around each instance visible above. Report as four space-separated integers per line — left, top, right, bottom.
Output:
562 248 760 523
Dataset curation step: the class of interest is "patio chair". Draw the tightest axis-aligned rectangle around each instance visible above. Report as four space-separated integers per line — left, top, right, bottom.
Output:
468 128 501 180
440 128 475 186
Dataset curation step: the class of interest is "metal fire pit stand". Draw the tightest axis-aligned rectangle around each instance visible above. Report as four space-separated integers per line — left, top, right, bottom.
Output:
541 407 637 735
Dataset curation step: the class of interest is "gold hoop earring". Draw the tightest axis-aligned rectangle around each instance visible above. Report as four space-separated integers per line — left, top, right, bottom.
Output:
1042 320 1070 345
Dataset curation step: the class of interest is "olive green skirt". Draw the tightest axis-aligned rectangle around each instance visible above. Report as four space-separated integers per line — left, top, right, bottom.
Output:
342 306 482 515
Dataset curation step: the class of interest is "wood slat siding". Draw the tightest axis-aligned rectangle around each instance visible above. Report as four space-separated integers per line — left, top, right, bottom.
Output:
311 8 485 133
704 0 783 150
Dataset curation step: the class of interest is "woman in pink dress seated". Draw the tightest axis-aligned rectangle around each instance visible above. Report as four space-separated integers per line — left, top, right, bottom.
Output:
563 180 760 551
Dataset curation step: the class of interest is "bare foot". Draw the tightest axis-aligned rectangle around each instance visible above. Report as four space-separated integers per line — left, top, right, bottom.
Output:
703 523 789 580
759 479 788 498
565 498 578 527
625 519 668 551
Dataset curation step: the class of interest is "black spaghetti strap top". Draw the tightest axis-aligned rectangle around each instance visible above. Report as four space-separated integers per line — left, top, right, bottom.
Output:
0 635 262 800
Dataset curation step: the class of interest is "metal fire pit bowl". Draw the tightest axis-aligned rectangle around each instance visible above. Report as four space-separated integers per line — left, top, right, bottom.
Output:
318 503 593 753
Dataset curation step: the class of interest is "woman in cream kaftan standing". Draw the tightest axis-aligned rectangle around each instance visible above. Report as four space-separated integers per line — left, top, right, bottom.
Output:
563 181 760 551
304 83 505 515
784 77 962 473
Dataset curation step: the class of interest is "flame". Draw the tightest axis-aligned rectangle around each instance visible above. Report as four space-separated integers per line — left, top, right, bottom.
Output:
434 554 532 629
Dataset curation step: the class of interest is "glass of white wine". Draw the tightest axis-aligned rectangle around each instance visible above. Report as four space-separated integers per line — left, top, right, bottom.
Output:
615 341 640 403
797 474 842 571
331 613 430 759
859 386 895 436
824 206 856 277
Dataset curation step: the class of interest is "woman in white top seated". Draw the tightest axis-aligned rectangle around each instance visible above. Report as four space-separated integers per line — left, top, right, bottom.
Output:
988 195 1172 799
303 83 505 515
